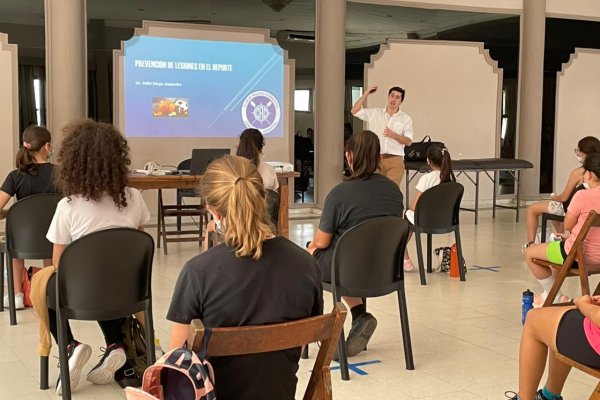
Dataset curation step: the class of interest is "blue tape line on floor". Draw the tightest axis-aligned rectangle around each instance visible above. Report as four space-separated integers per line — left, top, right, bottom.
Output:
329 359 382 376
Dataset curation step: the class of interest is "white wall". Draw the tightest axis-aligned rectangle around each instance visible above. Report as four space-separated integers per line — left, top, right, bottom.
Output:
0 33 19 194
365 39 502 205
113 21 295 217
554 48 600 191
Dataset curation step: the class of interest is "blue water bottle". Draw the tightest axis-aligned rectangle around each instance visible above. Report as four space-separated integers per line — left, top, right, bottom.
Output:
522 289 534 325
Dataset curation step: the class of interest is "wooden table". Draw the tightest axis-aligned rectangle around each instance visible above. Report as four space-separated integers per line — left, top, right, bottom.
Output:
129 172 299 238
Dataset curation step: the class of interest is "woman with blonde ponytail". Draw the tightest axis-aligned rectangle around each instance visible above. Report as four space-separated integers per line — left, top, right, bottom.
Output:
167 155 323 400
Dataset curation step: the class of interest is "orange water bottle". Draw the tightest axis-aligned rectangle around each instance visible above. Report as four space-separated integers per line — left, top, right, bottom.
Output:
450 243 459 278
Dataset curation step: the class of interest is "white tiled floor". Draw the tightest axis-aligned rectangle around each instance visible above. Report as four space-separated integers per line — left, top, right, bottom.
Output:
2 209 599 399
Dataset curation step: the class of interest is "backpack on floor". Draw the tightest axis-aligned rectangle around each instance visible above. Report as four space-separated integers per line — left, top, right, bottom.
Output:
434 247 452 272
116 315 148 388
124 347 216 400
22 266 42 307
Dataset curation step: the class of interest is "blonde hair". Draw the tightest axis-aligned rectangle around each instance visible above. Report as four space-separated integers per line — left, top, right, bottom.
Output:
200 155 275 259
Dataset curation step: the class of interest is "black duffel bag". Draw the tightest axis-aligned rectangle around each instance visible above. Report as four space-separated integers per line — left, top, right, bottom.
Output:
404 135 444 162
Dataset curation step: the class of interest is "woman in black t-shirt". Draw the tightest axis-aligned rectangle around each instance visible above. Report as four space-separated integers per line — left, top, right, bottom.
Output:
0 125 57 310
167 155 323 400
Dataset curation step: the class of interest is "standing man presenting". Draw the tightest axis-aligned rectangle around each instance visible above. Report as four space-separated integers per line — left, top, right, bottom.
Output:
351 86 413 187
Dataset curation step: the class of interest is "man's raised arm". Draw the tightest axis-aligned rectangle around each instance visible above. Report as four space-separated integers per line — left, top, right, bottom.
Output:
351 86 378 115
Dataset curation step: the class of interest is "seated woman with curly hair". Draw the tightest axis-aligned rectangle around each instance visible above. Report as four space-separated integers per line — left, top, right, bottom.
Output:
43 119 150 394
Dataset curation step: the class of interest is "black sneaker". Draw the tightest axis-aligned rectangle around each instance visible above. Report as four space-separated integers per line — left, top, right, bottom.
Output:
345 313 377 357
87 343 127 385
56 341 92 395
536 389 562 400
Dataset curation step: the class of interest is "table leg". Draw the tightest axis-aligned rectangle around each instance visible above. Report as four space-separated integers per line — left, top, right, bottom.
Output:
475 172 480 225
405 170 410 210
278 177 290 238
492 171 498 219
516 170 521 222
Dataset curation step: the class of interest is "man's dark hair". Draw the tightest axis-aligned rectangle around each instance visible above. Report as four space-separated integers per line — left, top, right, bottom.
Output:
345 130 380 181
388 86 405 102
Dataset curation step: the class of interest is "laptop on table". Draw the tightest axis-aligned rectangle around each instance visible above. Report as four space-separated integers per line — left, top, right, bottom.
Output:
189 149 231 175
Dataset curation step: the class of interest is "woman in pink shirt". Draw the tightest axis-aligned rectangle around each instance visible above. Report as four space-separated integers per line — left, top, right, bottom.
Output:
507 295 600 400
524 153 600 306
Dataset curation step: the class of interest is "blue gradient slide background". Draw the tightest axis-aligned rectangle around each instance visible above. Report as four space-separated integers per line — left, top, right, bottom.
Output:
124 36 284 137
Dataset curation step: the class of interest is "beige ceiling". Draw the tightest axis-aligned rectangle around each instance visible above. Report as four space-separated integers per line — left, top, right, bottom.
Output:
0 0 513 48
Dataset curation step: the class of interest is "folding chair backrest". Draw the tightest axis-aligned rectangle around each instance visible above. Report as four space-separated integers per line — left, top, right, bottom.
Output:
331 216 409 297
266 189 280 228
564 210 600 268
56 228 155 321
414 181 464 231
188 303 347 400
6 193 63 259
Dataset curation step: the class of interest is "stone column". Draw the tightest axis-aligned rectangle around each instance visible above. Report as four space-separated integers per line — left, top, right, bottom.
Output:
517 0 546 197
314 0 346 207
44 0 87 147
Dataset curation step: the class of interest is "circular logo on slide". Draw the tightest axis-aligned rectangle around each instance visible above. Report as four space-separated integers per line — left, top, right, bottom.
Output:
241 91 281 134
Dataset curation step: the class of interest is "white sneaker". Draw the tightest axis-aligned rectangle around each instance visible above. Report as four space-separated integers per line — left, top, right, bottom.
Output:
56 342 92 395
87 344 127 385
3 292 25 310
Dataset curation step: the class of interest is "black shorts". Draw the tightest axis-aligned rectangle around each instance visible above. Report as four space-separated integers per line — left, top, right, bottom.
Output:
559 241 579 269
556 309 600 369
313 247 333 284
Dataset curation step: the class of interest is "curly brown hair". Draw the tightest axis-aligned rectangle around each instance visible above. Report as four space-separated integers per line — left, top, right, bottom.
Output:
55 119 131 207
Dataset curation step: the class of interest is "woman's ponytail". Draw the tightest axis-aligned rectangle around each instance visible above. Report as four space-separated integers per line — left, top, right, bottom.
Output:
16 126 52 175
201 156 274 260
427 143 455 183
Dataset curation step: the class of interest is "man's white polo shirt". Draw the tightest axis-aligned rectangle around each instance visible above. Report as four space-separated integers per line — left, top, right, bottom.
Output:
353 107 413 156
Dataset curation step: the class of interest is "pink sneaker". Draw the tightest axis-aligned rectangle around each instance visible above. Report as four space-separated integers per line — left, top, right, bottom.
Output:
403 259 414 272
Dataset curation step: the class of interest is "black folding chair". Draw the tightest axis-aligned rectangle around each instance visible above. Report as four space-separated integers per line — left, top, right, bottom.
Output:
322 216 414 380
3 193 62 325
43 228 156 399
266 189 280 230
541 212 565 243
412 181 466 285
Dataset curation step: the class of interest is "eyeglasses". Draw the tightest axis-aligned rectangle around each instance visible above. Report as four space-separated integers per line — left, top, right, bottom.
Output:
574 148 580 154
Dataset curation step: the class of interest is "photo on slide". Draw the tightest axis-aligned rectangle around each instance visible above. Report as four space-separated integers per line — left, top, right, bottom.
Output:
152 97 189 118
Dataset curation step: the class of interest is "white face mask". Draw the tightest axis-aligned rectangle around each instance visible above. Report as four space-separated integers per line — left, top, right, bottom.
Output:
576 155 583 164
215 218 223 232
583 182 591 190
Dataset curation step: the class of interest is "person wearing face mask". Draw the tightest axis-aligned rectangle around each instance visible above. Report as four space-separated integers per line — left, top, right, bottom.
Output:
168 155 322 400
523 136 600 252
523 152 600 308
203 128 279 251
0 125 58 310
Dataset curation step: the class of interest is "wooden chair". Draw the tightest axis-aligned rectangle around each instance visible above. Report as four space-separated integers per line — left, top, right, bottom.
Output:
555 352 600 400
157 187 208 255
187 303 347 400
534 210 600 307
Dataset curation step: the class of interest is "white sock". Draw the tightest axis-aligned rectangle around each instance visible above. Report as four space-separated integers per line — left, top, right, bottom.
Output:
537 276 563 302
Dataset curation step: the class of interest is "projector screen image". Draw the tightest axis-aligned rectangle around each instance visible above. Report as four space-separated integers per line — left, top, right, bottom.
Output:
123 36 284 137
